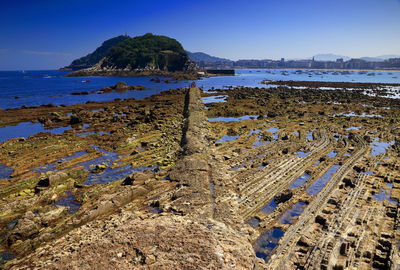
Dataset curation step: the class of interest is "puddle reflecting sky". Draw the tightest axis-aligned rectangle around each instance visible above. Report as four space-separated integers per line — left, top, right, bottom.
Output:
297 151 310 158
260 199 278 215
370 139 394 156
54 191 81 214
0 164 13 179
201 95 228 104
216 135 239 143
208 115 260 122
327 151 338 158
278 202 307 224
253 228 285 262
289 173 311 189
306 165 340 196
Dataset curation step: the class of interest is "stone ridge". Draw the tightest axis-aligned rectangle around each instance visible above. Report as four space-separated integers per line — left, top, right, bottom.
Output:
168 87 213 217
182 87 209 154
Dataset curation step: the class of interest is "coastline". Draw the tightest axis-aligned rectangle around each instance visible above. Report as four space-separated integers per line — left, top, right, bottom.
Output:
236 68 400 73
1 80 399 269
65 70 201 81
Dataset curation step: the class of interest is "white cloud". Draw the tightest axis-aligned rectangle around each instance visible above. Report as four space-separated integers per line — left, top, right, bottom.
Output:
22 50 72 56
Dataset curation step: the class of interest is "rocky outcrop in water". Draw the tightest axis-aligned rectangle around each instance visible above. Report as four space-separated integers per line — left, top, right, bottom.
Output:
64 34 199 79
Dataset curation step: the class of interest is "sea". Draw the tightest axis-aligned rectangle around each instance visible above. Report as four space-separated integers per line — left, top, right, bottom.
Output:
0 69 399 109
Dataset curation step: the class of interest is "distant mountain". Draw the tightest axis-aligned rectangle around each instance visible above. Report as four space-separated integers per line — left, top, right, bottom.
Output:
66 35 130 70
377 54 400 59
360 55 400 61
187 52 232 63
312 54 350 61
360 57 382 62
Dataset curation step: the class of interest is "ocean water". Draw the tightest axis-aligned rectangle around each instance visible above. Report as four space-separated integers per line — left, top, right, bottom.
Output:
0 70 189 109
198 69 400 90
0 122 72 143
0 70 399 109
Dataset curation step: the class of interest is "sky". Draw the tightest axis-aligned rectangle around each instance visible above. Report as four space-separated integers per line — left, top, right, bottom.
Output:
1 0 400 70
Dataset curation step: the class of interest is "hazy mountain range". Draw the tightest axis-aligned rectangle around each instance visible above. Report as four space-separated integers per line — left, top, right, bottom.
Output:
186 52 232 63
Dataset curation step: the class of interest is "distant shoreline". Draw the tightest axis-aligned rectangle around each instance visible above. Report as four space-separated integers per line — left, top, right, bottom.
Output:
234 68 400 73
0 68 399 73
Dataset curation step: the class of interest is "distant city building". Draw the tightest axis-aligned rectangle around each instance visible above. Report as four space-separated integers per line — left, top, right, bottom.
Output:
196 57 400 70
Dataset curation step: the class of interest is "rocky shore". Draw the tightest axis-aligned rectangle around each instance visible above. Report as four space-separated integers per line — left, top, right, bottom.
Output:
65 69 200 81
0 81 399 269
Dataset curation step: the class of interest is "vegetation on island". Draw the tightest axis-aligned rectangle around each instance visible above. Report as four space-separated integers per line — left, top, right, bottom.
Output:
66 35 130 70
104 33 189 72
65 33 190 72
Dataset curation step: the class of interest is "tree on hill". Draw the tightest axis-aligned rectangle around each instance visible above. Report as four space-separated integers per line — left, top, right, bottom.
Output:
66 35 130 70
103 33 189 72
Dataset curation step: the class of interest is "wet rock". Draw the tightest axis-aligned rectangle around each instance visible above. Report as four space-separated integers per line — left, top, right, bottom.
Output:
223 155 231 160
91 164 107 173
130 150 139 155
340 242 349 256
261 161 269 167
122 172 152 186
34 177 50 193
353 165 363 173
363 135 373 143
115 81 128 89
8 212 41 245
50 112 67 122
71 91 89 95
40 207 66 225
315 215 327 226
69 115 82 125
343 177 355 188
74 182 85 188
100 82 145 93
281 133 289 140
327 198 339 206
274 189 293 204
297 236 311 247
348 133 357 140
363 250 372 259
37 177 50 188
49 172 68 182
150 78 161 83
7 219 19 231
122 175 134 186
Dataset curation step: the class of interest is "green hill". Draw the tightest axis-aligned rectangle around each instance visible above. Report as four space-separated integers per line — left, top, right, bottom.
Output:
65 33 190 72
66 35 130 70
102 33 189 72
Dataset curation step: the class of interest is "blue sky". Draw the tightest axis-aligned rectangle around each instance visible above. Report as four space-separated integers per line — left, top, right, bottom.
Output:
1 0 400 70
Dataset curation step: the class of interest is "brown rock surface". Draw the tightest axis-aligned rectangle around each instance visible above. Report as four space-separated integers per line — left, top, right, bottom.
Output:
2 83 400 270
10 214 256 270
